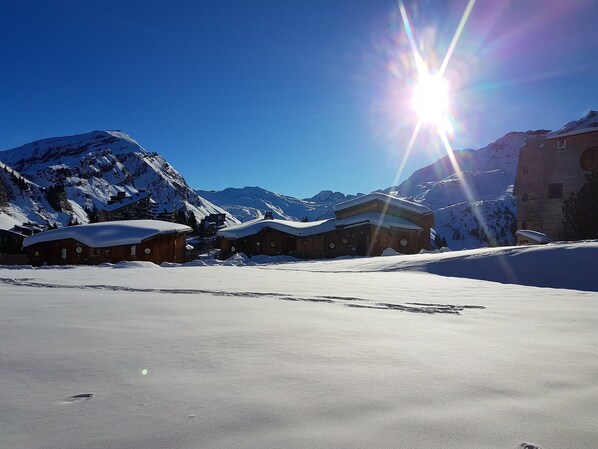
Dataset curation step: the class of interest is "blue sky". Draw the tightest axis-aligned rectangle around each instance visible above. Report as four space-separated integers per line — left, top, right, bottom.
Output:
1 0 598 198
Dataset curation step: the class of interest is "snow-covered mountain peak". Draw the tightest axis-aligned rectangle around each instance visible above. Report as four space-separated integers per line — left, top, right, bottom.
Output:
550 110 598 136
0 130 146 173
0 131 235 228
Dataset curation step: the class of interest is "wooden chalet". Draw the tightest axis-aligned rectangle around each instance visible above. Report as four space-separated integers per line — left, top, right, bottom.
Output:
23 220 191 266
217 192 434 259
0 223 44 264
98 191 156 222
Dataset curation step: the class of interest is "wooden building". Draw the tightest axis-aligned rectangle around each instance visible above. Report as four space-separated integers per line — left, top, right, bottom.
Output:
514 125 598 240
98 191 156 222
23 220 191 266
217 192 434 259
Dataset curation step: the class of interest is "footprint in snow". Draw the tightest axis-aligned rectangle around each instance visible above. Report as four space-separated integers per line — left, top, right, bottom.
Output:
68 393 94 402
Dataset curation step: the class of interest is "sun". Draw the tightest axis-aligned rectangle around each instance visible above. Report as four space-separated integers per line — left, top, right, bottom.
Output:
412 73 450 126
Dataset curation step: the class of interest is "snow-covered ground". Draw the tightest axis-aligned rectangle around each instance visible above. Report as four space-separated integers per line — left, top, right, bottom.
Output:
1 243 597 449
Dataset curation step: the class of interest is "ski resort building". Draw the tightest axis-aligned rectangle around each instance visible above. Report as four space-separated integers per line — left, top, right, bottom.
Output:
23 220 191 266
98 191 156 222
514 123 598 240
217 192 434 259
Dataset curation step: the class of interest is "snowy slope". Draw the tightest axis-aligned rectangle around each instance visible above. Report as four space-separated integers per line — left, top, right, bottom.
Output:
385 130 549 248
0 160 77 229
197 186 360 222
1 242 597 449
549 109 598 136
0 131 236 228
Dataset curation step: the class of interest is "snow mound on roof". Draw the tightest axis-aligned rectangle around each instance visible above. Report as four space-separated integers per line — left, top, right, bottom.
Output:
23 220 191 248
218 218 337 239
516 230 551 244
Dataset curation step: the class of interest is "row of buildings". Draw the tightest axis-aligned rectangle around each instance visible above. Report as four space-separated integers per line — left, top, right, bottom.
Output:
14 192 435 265
3 116 597 265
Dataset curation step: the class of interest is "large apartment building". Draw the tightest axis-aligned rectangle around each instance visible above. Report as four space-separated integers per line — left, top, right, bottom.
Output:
514 119 598 240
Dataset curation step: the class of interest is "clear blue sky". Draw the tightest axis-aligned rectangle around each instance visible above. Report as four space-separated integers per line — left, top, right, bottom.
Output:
1 0 597 198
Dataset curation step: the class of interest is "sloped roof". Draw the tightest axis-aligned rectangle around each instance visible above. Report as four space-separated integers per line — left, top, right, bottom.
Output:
335 212 423 231
333 192 432 215
102 191 154 212
544 127 598 140
217 218 337 239
23 220 191 248
218 210 424 240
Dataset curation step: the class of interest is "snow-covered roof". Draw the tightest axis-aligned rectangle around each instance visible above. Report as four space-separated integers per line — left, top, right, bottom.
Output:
333 192 432 216
335 212 423 231
544 127 598 140
217 218 337 239
515 230 551 244
102 191 153 212
23 220 192 248
218 210 423 240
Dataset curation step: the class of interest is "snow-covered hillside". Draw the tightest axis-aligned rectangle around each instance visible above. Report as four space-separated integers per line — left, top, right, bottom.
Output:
197 186 360 222
0 161 76 229
0 131 236 228
1 242 597 449
386 130 549 248
549 109 598 136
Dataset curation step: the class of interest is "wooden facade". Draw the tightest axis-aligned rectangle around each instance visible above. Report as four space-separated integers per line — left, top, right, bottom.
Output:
514 129 598 240
218 193 434 260
220 223 428 259
25 232 187 266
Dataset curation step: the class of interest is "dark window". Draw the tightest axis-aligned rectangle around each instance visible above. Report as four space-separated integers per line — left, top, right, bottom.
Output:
522 193 528 202
547 183 563 199
580 147 598 172
523 165 529 174
522 220 528 230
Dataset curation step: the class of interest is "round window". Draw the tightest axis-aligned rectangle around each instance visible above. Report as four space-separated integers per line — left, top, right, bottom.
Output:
75 246 83 254
342 238 348 244
33 250 40 257
580 146 598 172
400 239 408 247
144 248 151 255
329 242 336 249
231 246 236 252
269 241 276 248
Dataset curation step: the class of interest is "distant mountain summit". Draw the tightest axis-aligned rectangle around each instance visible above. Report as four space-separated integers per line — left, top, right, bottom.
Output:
197 186 360 222
0 130 234 228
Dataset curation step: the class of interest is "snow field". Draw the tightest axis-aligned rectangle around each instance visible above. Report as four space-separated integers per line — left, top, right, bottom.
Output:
1 244 598 449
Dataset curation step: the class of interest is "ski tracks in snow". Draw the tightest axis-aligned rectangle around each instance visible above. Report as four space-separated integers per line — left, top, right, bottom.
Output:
0 277 485 315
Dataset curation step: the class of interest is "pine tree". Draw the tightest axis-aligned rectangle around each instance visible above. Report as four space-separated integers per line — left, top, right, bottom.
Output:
562 173 598 239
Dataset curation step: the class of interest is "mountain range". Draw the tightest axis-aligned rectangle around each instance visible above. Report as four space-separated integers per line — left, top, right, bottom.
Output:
1 112 595 249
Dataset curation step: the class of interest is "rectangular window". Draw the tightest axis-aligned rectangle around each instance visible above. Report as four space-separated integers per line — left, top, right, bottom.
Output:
61 248 67 259
130 245 136 256
557 140 566 151
547 183 563 199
